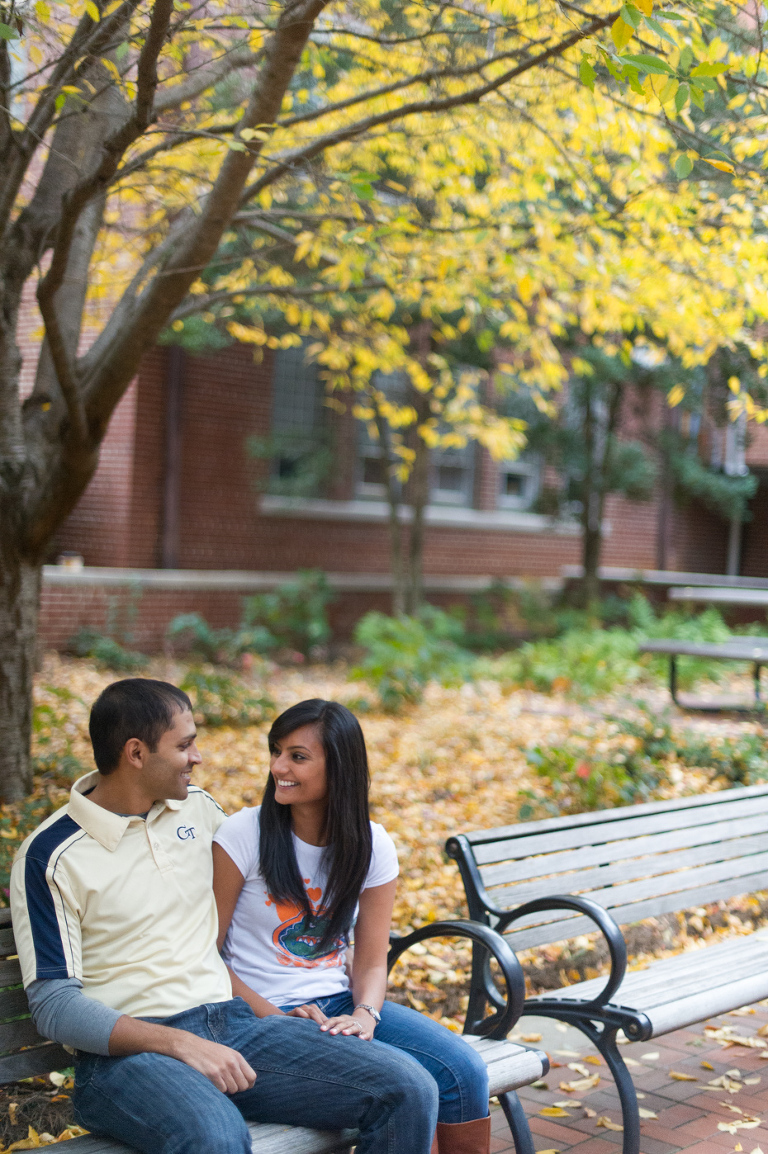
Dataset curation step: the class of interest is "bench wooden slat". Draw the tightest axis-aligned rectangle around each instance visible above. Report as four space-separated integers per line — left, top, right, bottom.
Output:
470 793 765 867
463 784 768 858
0 1017 48 1055
50 1124 358 1154
502 868 768 952
0 927 17 957
0 987 33 1021
640 638 768 659
480 811 768 888
0 1044 74 1082
0 958 24 987
485 831 768 906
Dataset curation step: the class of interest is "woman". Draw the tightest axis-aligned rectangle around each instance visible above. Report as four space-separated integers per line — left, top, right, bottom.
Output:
213 699 490 1154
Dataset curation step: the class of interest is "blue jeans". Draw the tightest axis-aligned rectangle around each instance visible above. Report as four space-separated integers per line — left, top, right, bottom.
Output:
280 991 489 1124
72 997 438 1154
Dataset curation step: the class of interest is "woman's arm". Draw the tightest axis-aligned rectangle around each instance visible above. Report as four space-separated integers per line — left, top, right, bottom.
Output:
212 844 325 1024
321 879 397 1040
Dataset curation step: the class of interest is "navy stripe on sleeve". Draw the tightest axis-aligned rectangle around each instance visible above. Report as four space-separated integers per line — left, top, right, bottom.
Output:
24 814 82 979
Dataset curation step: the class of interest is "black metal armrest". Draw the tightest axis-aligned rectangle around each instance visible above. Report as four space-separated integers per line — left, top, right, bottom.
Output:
387 919 526 1040
495 895 627 1008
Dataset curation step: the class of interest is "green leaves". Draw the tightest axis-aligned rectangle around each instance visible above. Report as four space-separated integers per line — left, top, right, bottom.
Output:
690 61 729 77
579 54 595 91
620 53 674 75
674 154 693 178
0 22 18 39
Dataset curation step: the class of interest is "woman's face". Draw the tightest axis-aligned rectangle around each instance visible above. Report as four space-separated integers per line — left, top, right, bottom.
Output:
269 724 328 808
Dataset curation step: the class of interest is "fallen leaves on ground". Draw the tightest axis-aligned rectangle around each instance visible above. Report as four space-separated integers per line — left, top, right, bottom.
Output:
596 1115 623 1131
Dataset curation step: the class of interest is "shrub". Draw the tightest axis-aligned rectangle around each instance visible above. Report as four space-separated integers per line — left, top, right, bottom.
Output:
242 569 333 657
482 627 642 699
179 668 274 727
352 607 476 711
166 613 275 664
67 628 148 673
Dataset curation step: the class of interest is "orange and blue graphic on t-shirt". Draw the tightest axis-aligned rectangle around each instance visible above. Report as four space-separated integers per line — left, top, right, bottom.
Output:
266 882 346 969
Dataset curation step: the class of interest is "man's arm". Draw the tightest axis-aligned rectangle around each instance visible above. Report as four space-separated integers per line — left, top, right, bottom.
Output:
27 979 256 1093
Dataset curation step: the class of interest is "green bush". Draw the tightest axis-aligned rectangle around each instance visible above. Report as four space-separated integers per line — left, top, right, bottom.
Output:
352 607 476 711
627 595 735 688
243 569 333 657
67 628 148 673
481 626 642 699
520 707 768 819
180 668 274 728
167 613 275 664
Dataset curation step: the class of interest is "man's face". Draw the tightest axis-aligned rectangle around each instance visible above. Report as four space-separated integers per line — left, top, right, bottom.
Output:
142 709 201 801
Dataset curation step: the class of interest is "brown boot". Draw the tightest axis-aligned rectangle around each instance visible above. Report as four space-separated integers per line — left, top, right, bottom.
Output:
434 1116 491 1153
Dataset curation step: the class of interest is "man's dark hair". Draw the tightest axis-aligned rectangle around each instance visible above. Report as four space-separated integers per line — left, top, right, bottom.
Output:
89 679 193 775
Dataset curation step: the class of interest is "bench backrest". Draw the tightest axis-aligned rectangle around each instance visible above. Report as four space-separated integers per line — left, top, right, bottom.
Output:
446 783 768 954
0 908 71 1083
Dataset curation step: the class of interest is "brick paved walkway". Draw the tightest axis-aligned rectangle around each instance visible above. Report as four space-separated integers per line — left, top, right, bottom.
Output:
489 1001 768 1154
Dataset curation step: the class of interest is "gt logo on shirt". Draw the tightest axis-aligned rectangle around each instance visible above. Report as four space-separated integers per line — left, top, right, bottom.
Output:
177 825 196 840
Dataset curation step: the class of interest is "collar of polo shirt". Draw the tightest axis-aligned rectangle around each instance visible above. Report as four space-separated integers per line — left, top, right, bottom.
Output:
69 772 183 852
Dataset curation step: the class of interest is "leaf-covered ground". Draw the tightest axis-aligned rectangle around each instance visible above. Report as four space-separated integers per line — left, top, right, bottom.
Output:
1 655 767 1147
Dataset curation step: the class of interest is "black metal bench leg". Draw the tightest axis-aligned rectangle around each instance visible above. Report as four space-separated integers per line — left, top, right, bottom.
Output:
670 655 678 706
498 1090 535 1154
596 1026 640 1154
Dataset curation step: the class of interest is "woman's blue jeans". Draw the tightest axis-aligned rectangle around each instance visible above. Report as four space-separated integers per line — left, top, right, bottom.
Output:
280 991 489 1124
72 997 438 1154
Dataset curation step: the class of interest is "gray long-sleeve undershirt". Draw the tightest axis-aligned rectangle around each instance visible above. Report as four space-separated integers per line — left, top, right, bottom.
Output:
27 977 122 1056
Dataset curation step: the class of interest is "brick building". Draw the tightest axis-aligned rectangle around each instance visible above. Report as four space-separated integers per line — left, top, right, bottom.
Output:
35 340 768 650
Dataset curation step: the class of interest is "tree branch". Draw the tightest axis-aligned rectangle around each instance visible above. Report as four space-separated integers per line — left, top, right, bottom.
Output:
170 277 389 319
154 44 262 113
241 8 619 207
0 0 140 241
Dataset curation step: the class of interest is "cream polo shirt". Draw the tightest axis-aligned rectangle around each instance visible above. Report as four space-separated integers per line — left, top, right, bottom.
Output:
10 773 233 1020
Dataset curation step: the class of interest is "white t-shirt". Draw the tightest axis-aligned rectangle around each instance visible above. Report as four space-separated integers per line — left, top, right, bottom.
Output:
213 806 399 1006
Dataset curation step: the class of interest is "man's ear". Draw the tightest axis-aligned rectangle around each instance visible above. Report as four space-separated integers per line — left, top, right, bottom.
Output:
123 738 145 770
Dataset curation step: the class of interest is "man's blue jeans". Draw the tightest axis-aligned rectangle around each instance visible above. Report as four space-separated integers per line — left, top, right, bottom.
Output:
72 998 438 1154
280 992 489 1124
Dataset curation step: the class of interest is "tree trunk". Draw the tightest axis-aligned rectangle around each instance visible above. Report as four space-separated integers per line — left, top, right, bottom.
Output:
406 418 430 615
0 538 40 802
581 516 602 607
374 407 406 616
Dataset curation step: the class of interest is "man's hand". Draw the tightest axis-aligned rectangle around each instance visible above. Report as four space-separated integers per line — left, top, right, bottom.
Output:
108 1015 256 1093
169 1030 257 1093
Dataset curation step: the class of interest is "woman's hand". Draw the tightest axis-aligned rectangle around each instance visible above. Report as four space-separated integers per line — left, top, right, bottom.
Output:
286 1004 329 1027
320 1010 375 1040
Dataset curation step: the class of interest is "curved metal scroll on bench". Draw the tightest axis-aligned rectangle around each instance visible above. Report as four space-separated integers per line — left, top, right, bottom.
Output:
388 919 544 1154
474 895 650 1154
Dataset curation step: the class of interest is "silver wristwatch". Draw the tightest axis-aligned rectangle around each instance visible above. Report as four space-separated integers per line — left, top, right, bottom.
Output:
354 1003 381 1024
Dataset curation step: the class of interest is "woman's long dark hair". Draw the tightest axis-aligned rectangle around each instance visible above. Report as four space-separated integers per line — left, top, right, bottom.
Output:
259 699 373 955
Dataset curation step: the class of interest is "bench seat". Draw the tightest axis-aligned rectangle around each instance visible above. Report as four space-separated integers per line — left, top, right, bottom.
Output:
532 925 768 1038
41 1036 548 1154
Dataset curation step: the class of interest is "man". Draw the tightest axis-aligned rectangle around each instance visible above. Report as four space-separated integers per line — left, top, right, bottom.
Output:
11 678 437 1154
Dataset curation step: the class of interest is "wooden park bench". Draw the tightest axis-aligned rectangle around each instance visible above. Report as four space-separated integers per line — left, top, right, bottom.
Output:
639 636 768 710
0 909 548 1154
446 783 768 1154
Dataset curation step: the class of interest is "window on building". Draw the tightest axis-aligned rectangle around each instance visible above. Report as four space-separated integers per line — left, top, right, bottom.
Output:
266 344 329 495
356 372 408 499
497 457 540 509
430 444 475 506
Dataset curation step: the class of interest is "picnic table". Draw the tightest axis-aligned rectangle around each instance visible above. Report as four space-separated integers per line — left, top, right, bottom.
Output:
638 636 768 711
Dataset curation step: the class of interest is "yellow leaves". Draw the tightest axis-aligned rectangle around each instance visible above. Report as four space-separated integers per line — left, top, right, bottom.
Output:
668 1071 698 1081
611 16 634 52
559 1074 600 1093
638 1108 658 1119
84 0 99 20
34 0 49 18
539 1107 571 1117
596 1116 623 1132
517 274 535 305
704 159 735 174
667 385 685 407
226 322 266 346
634 0 653 13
